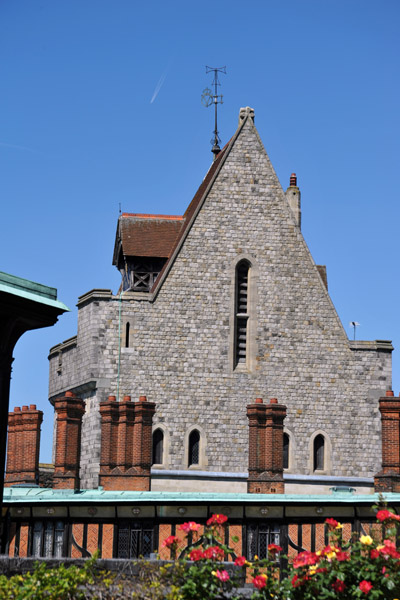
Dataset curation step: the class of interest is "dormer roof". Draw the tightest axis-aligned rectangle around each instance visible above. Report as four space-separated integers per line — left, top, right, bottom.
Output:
112 213 184 266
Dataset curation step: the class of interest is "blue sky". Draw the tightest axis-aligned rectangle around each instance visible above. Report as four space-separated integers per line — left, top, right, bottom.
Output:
1 1 399 462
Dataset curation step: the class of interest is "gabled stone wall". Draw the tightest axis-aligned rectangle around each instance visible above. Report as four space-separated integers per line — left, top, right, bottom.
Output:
48 111 392 490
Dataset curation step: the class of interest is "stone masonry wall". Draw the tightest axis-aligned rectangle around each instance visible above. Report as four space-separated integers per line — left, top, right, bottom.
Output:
48 115 392 489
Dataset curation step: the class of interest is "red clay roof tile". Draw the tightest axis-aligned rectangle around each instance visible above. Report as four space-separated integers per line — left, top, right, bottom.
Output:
118 215 183 258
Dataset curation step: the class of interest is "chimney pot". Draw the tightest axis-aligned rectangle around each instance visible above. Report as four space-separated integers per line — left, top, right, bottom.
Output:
139 395 147 402
270 398 278 404
65 391 75 397
123 395 131 402
386 390 395 397
14 407 21 412
255 398 263 404
108 395 116 402
290 173 297 187
29 404 37 410
22 406 28 412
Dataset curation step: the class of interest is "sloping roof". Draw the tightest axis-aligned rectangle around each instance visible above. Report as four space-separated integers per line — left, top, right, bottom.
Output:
0 271 69 312
112 141 230 271
150 142 231 292
113 214 184 263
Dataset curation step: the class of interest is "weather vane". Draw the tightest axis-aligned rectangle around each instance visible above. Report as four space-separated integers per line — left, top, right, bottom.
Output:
201 66 226 159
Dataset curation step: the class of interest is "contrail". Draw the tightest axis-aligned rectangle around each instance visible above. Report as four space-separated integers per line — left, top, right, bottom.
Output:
150 63 170 104
0 141 38 153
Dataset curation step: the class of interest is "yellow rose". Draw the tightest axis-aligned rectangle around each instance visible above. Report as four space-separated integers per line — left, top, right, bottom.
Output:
335 522 343 529
360 535 373 545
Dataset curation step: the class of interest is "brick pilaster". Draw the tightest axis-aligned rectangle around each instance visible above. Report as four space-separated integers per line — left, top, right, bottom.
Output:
5 405 43 486
99 395 156 491
53 391 85 490
247 398 286 494
375 391 400 493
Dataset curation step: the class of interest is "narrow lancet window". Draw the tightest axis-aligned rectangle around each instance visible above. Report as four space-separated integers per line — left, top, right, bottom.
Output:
283 433 289 470
235 261 250 366
152 429 164 465
125 322 130 348
188 430 200 467
313 434 325 471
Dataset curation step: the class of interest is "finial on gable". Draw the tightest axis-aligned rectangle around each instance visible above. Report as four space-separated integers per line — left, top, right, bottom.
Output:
239 106 255 125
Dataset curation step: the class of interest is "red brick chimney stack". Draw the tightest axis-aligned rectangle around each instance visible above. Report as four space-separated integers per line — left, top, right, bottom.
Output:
132 396 156 477
99 394 155 491
5 405 43 487
374 390 400 493
52 391 85 490
247 397 286 494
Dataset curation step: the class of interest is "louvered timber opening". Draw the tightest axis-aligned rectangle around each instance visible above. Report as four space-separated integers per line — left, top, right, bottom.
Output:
235 261 250 366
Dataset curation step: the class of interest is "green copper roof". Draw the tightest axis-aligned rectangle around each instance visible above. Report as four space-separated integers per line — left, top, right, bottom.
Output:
0 271 69 312
4 487 400 505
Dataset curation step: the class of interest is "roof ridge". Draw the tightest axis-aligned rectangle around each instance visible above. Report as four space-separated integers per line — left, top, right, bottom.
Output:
121 213 184 220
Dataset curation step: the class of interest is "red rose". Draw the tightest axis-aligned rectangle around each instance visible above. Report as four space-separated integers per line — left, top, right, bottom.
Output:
203 546 225 560
359 580 373 593
162 535 179 549
252 575 267 589
234 556 246 566
189 548 204 561
206 514 228 526
335 550 350 561
268 543 282 554
293 551 318 568
325 518 339 529
291 574 303 588
332 579 346 592
376 509 400 522
214 569 229 582
179 521 201 533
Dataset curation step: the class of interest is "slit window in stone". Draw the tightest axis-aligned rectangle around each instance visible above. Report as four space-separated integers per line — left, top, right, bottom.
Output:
188 430 200 466
313 434 325 471
235 261 250 366
283 433 289 470
152 428 164 465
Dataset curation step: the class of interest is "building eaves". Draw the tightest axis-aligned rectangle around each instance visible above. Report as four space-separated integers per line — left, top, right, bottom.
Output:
0 272 69 313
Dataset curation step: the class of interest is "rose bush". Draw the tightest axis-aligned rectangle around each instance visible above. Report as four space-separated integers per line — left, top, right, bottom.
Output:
1 509 400 599
277 510 400 600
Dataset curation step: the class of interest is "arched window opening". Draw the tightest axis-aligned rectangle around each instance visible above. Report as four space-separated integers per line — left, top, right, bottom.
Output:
235 261 250 366
152 429 164 465
313 434 325 471
283 433 289 470
125 322 130 348
188 430 200 467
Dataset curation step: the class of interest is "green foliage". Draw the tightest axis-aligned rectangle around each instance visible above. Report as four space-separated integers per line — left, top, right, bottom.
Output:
0 558 97 600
